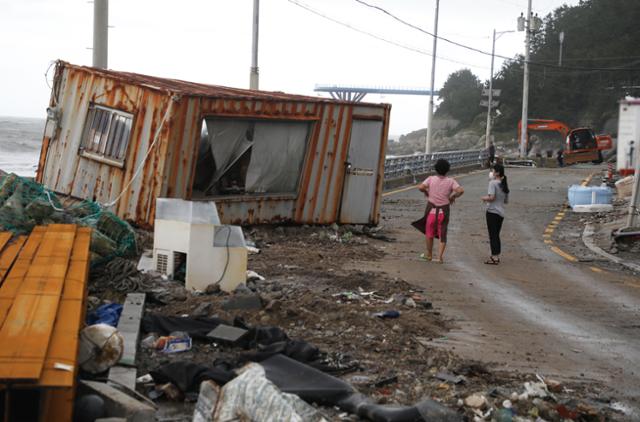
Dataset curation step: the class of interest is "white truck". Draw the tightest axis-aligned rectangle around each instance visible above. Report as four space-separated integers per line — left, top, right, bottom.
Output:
617 97 640 175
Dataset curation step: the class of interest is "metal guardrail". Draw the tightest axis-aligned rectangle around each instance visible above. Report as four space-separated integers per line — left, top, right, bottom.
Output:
384 149 488 179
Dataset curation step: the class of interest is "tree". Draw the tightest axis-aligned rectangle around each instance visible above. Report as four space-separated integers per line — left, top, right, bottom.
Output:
435 69 482 127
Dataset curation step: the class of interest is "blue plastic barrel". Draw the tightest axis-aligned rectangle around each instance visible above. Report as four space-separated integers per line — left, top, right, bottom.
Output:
568 185 613 208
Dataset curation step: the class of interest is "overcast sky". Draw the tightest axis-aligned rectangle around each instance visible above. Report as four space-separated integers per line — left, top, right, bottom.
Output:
0 0 578 136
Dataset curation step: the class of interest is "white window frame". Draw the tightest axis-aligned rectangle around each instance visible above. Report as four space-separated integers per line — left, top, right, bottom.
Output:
79 104 134 167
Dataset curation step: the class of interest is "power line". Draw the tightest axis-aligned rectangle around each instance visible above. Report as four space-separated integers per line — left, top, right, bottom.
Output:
352 0 509 59
285 0 489 70
352 0 640 73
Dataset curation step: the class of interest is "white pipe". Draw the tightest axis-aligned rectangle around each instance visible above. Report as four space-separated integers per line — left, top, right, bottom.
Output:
93 0 108 69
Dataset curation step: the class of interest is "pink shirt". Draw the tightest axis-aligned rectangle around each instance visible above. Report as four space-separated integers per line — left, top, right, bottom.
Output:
422 175 460 207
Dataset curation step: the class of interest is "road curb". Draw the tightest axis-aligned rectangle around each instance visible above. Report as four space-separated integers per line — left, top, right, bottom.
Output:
582 223 640 273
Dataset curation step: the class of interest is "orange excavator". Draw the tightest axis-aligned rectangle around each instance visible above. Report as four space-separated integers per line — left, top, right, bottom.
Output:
518 119 613 165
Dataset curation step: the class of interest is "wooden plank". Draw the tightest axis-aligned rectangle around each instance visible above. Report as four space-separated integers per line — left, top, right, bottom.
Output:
108 293 146 390
37 299 83 387
0 236 27 287
0 230 44 328
41 388 74 422
0 233 11 255
0 225 76 381
38 228 90 388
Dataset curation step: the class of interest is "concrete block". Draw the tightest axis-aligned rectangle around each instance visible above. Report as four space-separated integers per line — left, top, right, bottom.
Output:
79 380 155 422
206 324 248 344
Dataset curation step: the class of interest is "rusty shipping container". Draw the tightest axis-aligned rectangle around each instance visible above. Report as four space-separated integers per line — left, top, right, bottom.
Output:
37 61 391 226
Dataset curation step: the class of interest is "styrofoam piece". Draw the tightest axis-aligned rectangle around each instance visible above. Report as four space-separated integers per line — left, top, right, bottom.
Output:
572 204 614 213
615 176 634 198
156 198 220 225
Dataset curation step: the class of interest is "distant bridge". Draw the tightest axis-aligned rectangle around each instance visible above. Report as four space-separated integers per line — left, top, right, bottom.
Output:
314 84 440 102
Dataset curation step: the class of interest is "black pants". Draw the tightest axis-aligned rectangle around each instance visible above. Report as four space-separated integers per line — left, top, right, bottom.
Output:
486 211 504 256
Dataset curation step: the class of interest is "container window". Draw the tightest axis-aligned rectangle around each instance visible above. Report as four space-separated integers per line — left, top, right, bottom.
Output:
193 118 310 197
80 104 133 166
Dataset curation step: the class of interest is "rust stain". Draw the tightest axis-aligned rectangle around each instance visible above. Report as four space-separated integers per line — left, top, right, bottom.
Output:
294 106 324 222
332 107 352 221
320 104 345 222
308 103 335 222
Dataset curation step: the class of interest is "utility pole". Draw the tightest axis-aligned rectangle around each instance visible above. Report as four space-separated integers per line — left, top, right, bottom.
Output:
250 0 260 90
425 0 440 154
519 0 533 158
93 0 108 69
485 30 513 149
485 29 497 149
558 31 565 66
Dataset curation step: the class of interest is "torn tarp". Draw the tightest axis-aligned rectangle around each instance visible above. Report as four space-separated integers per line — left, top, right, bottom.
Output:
261 354 463 422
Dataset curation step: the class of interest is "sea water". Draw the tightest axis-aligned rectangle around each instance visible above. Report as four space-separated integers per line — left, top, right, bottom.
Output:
0 116 44 177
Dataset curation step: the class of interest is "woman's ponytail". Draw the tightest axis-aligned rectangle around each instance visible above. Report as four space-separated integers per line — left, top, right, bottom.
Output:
492 164 509 194
500 175 510 194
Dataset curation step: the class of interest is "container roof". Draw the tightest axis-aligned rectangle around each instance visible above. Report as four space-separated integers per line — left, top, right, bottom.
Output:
58 61 386 106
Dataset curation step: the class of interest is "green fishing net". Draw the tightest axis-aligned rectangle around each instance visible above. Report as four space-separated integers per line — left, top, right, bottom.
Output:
0 173 137 266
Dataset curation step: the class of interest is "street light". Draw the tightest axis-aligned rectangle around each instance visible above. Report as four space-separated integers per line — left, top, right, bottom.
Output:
485 29 515 149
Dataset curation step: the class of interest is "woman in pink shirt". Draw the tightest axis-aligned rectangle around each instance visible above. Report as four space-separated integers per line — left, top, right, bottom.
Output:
417 159 464 263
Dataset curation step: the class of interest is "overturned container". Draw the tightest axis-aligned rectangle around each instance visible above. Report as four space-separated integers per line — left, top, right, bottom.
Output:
36 61 391 227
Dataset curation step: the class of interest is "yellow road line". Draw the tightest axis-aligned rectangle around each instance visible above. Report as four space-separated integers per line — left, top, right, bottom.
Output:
590 266 604 273
543 234 552 238
382 184 419 197
544 240 553 244
551 246 578 262
382 170 481 198
544 228 555 234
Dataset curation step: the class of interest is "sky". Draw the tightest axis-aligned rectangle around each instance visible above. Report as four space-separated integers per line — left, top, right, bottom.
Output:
0 0 579 136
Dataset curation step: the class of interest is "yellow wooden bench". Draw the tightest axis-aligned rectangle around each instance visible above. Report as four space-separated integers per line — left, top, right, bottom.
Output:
0 225 90 422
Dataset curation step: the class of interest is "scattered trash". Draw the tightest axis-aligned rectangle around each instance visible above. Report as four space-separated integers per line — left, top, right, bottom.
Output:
136 374 153 384
372 375 399 388
149 331 193 353
435 372 465 384
246 245 261 254
246 270 266 282
464 393 487 409
373 310 401 319
86 303 123 327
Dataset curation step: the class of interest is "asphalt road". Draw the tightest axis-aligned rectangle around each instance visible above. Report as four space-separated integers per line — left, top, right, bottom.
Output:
357 166 640 412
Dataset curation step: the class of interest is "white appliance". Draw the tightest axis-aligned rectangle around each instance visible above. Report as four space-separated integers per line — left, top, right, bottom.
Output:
153 198 247 292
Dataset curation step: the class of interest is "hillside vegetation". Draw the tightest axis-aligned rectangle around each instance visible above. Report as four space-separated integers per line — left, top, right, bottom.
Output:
388 0 640 156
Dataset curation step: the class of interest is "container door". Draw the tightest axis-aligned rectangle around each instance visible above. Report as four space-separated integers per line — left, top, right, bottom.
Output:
339 120 383 224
